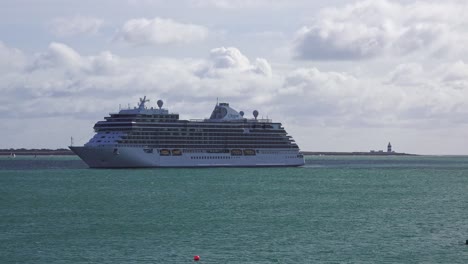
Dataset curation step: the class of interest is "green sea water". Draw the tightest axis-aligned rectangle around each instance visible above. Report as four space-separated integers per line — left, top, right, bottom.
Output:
1 155 468 263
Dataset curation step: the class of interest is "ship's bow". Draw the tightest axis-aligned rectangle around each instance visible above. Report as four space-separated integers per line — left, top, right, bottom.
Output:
69 146 114 168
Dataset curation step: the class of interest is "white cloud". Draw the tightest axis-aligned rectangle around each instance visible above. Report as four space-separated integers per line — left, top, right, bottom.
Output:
0 41 26 72
253 58 272 77
28 42 120 75
276 68 368 120
270 62 468 130
190 0 256 9
189 0 306 9
293 0 468 60
4 42 468 129
1 43 274 121
116 17 209 45
210 47 251 70
197 47 272 77
2 39 468 153
49 16 103 37
385 63 425 87
386 61 468 93
29 42 84 72
440 61 468 89
2 0 468 154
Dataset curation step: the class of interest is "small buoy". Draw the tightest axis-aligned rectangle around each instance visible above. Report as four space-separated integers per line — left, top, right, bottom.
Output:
194 255 200 261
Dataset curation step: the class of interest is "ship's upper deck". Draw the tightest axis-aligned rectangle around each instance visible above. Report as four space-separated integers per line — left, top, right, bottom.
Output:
108 97 270 123
89 96 298 149
111 96 170 115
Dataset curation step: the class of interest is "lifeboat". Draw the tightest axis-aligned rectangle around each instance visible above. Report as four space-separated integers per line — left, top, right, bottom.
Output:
172 149 182 156
160 149 171 156
243 149 256 156
230 149 242 156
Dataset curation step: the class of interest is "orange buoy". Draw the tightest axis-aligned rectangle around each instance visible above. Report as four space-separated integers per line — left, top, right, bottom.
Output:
194 255 200 261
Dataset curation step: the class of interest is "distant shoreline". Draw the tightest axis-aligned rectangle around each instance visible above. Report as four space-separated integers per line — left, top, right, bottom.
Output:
1 148 417 156
301 151 417 156
0 149 75 156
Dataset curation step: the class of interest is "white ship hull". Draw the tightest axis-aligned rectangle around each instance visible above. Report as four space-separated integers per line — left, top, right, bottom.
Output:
70 146 305 168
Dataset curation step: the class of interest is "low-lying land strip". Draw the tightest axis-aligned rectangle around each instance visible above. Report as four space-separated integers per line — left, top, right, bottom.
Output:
0 149 74 156
2 149 416 156
301 151 416 156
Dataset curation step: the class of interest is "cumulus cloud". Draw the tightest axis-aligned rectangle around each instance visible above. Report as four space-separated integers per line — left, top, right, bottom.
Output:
385 63 425 87
49 16 103 37
386 61 468 92
281 68 358 97
210 47 251 69
3 41 468 127
382 61 468 123
441 61 468 89
276 68 368 120
189 0 305 9
252 58 272 77
4 40 468 153
29 42 84 72
116 17 208 45
270 61 468 129
0 41 26 72
293 0 468 60
28 42 120 75
197 47 272 77
1 43 275 121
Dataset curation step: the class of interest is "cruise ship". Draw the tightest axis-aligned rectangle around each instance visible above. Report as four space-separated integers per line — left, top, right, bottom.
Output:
70 97 305 168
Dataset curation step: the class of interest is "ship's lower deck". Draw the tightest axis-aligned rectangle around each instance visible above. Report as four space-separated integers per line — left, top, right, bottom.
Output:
70 146 304 168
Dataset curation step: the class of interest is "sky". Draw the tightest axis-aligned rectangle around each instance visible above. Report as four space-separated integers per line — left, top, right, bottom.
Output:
1 0 468 155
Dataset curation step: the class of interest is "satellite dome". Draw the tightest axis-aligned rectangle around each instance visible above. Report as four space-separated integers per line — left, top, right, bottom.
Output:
157 99 164 109
239 111 244 117
253 110 259 119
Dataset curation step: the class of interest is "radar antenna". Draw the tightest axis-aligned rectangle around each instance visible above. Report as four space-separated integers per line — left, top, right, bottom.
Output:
157 99 164 109
253 110 259 120
138 96 150 109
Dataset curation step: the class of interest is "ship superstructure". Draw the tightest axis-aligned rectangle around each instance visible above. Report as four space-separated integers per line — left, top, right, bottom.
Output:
70 97 305 168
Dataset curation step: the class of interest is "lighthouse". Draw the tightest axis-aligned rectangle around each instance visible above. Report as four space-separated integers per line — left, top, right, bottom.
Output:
387 142 392 153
